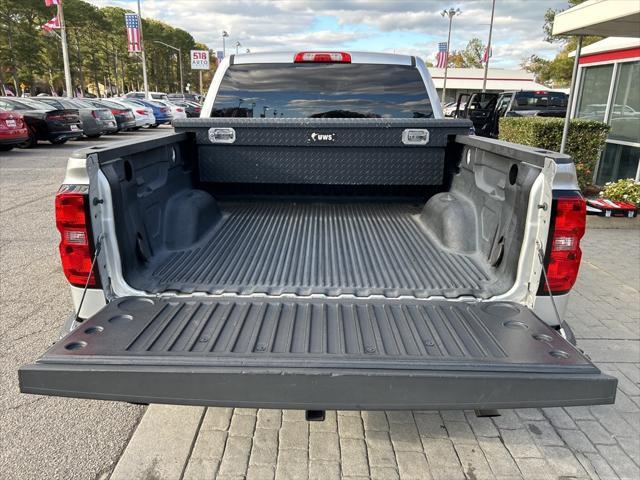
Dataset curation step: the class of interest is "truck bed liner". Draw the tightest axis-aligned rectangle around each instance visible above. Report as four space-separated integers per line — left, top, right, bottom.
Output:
135 201 495 297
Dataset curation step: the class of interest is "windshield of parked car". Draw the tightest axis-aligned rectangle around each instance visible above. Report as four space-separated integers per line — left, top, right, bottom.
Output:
211 63 433 118
36 98 78 109
68 99 94 109
512 92 567 110
1 98 53 111
120 99 145 108
97 100 127 110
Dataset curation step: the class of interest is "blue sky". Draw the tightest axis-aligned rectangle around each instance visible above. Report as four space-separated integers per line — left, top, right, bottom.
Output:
87 0 569 68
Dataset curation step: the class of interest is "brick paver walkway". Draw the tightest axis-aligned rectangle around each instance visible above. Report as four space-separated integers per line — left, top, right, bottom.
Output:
112 228 640 480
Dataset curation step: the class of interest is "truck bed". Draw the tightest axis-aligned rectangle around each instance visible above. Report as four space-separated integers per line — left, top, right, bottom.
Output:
95 119 539 301
137 200 493 297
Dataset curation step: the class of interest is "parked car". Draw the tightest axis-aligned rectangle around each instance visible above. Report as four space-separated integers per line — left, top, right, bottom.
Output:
167 93 203 104
0 108 29 151
20 51 616 413
82 99 137 132
0 97 82 147
114 98 156 129
172 100 202 118
125 91 168 101
154 100 187 120
122 98 172 127
456 90 569 138
35 97 117 138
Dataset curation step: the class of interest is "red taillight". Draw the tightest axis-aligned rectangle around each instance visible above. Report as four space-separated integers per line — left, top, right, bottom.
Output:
176 108 184 112
541 193 586 295
294 51 351 63
46 113 65 121
91 110 100 119
55 187 99 288
111 108 126 115
136 109 146 115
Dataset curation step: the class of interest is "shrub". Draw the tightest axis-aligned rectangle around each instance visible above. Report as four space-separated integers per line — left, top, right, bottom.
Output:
600 178 640 205
499 117 609 190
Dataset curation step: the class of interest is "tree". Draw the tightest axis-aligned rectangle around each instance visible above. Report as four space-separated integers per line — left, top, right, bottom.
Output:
447 38 486 68
522 0 602 87
460 37 484 68
0 0 204 96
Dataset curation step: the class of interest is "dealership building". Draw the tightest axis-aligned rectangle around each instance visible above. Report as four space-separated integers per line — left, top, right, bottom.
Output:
554 0 640 185
428 68 549 104
571 36 640 185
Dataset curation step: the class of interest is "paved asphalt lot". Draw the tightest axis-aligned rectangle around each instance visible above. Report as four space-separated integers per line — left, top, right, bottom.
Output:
1 127 639 479
0 128 172 480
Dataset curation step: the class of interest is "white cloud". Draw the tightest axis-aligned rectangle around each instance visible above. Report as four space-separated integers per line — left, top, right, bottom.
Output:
86 0 568 67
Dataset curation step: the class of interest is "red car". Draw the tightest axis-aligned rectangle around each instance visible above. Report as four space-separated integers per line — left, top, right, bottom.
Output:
0 108 28 151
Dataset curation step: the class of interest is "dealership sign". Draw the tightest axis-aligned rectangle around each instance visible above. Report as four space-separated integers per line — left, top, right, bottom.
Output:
190 50 209 69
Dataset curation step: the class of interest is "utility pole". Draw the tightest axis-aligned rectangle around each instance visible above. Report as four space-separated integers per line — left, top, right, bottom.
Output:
75 35 85 96
440 7 461 104
153 40 183 93
481 0 496 92
137 0 150 99
57 2 73 97
114 50 120 96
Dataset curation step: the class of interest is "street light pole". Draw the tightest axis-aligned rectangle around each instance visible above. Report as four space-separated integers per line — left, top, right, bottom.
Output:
153 40 183 93
481 0 496 92
440 7 461 104
235 41 241 55
57 3 72 97
137 0 150 99
222 30 229 58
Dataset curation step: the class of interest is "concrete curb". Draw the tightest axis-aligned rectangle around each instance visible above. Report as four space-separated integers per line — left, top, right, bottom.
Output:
587 215 639 229
109 405 205 480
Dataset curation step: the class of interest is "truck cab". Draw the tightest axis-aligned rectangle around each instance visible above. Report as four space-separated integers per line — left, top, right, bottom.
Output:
456 90 569 138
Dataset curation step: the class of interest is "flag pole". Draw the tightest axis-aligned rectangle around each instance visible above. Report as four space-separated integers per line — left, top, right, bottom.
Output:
440 8 461 105
441 13 453 104
58 2 73 97
481 0 496 93
137 0 150 99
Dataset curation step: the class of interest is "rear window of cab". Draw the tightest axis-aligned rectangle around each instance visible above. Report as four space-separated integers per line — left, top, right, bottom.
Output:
212 63 433 119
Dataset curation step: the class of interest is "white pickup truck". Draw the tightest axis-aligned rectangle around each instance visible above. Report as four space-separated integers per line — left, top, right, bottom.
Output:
20 51 616 412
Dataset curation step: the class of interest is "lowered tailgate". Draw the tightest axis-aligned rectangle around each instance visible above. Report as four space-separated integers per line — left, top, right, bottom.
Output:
19 297 616 410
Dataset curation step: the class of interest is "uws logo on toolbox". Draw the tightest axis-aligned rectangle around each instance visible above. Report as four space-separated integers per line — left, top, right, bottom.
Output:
309 132 335 142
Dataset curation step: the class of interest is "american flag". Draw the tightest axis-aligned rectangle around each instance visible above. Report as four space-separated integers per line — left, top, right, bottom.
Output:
436 42 448 68
44 0 61 6
481 46 492 64
125 13 142 52
42 14 60 32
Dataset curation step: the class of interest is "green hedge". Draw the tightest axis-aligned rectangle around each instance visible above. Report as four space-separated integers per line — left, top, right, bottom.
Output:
499 117 609 190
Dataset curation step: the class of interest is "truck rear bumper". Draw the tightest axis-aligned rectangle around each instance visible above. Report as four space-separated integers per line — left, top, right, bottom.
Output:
20 296 617 410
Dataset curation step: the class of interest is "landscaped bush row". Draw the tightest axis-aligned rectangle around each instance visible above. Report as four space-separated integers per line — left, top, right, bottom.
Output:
499 117 610 190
